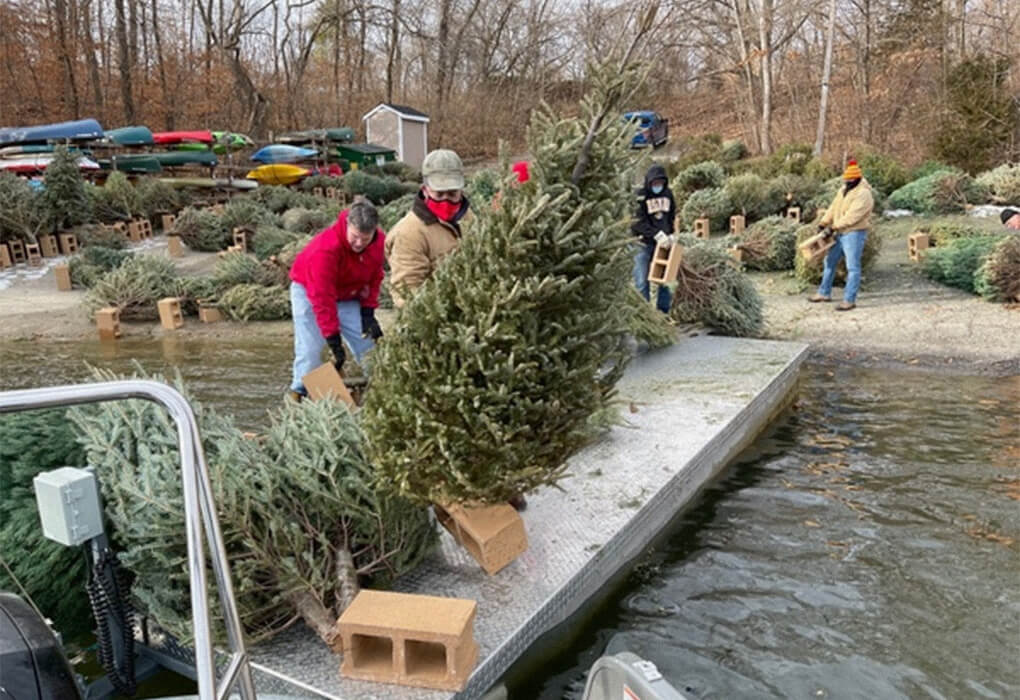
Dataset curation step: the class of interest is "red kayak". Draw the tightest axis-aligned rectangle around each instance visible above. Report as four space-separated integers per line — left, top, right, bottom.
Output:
152 130 213 145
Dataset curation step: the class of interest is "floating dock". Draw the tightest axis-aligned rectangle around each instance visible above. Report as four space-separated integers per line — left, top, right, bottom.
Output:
248 336 809 699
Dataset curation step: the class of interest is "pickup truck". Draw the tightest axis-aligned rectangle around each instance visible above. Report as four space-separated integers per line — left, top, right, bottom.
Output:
624 111 668 148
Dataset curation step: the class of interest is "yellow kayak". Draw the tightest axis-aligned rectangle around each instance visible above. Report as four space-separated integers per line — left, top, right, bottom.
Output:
245 163 310 185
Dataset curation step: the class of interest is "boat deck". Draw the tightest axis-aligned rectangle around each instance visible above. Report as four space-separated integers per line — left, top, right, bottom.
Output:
247 336 809 699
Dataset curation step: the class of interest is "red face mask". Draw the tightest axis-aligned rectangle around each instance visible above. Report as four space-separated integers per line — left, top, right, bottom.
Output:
426 197 461 222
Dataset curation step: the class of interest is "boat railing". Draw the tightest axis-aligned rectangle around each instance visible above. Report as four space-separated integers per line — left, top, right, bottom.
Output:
0 380 256 700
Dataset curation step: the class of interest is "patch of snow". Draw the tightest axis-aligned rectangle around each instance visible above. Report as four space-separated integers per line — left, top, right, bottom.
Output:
882 209 914 218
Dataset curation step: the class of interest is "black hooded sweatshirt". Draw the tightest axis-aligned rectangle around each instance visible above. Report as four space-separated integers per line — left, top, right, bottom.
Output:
631 164 676 245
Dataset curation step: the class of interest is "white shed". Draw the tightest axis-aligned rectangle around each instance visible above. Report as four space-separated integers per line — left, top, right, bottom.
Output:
362 103 430 170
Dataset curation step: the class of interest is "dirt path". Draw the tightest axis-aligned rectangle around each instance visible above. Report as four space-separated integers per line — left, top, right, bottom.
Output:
754 218 1020 375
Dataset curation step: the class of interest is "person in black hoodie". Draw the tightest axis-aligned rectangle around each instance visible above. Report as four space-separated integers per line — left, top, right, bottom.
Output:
631 163 676 313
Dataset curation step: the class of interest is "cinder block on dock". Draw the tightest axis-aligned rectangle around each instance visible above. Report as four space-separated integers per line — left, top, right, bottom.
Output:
434 502 528 575
96 307 120 340
157 297 184 330
693 217 710 239
337 590 478 691
161 214 176 232
908 232 930 262
25 243 42 266
198 305 222 323
798 231 836 263
58 233 78 256
9 239 26 264
167 235 184 258
647 242 683 285
38 234 59 257
0 243 11 269
786 206 801 223
729 215 745 235
301 363 355 405
54 264 72 291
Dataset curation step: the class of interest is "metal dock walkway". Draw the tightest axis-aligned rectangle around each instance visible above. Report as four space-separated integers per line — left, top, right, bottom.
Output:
248 336 810 699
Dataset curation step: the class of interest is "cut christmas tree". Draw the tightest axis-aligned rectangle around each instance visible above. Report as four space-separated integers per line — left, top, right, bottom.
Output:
361 17 661 508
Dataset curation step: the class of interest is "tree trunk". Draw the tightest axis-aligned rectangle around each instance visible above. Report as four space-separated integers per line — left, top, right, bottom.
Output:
730 0 760 152
81 0 104 115
150 0 172 129
386 0 401 103
757 0 773 154
53 0 81 119
114 0 135 123
813 0 837 157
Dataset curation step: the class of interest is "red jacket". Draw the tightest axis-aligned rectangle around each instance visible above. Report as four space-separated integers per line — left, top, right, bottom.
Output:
289 209 385 338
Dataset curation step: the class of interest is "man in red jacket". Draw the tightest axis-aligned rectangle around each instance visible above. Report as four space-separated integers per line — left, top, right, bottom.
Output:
288 200 385 399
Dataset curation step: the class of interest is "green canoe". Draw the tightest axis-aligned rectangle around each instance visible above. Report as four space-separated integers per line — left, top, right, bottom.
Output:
98 155 163 173
105 126 155 146
151 151 218 168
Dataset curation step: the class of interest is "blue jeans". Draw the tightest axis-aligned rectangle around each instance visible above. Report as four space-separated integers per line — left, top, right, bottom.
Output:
818 229 867 303
290 282 375 392
633 240 672 313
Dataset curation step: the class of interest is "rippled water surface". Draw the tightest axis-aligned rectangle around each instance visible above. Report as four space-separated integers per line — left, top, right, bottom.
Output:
3 343 1017 699
515 364 1020 700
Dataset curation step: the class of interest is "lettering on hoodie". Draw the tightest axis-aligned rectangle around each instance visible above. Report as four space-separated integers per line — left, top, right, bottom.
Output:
645 196 671 217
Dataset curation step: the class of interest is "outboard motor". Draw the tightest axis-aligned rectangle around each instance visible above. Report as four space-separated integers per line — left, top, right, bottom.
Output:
582 652 688 700
0 591 81 700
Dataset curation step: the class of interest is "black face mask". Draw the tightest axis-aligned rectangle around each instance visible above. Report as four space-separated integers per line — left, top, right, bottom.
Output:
844 178 861 191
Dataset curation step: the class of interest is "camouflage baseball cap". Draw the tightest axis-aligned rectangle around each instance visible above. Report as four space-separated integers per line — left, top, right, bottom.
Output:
421 149 465 191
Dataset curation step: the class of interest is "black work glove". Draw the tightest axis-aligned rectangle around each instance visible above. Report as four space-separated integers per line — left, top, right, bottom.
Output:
360 307 383 340
324 333 345 371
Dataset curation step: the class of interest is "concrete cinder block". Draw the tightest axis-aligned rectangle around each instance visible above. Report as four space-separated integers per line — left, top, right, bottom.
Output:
25 243 42 266
9 239 26 264
58 233 78 256
127 219 151 242
434 502 529 575
301 363 355 405
167 235 184 258
693 217 710 239
38 234 60 257
786 206 801 223
138 218 153 239
313 187 325 197
729 215 745 235
198 305 222 323
157 297 184 330
54 264 72 291
798 231 836 264
728 247 744 263
0 243 11 269
908 232 930 262
232 228 249 252
647 242 683 285
161 213 176 232
96 307 120 340
337 590 478 691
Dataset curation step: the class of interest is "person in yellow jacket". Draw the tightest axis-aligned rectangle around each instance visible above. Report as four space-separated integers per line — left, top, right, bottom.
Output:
809 160 874 311
385 149 470 308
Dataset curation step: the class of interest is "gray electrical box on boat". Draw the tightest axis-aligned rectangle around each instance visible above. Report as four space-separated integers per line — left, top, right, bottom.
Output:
33 467 104 547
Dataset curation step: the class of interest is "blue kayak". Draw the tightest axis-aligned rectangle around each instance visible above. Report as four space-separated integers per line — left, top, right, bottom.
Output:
0 118 104 146
251 144 318 164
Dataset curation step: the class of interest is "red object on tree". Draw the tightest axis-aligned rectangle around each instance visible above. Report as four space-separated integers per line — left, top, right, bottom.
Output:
511 160 530 184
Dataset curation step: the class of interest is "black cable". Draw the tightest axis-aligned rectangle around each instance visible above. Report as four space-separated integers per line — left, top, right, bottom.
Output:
85 547 136 697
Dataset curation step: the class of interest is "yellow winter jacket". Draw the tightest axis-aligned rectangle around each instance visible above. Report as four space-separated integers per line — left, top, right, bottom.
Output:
385 195 470 308
819 178 874 233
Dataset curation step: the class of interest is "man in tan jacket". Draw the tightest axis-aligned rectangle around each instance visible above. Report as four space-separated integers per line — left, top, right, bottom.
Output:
385 149 471 307
809 159 874 311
